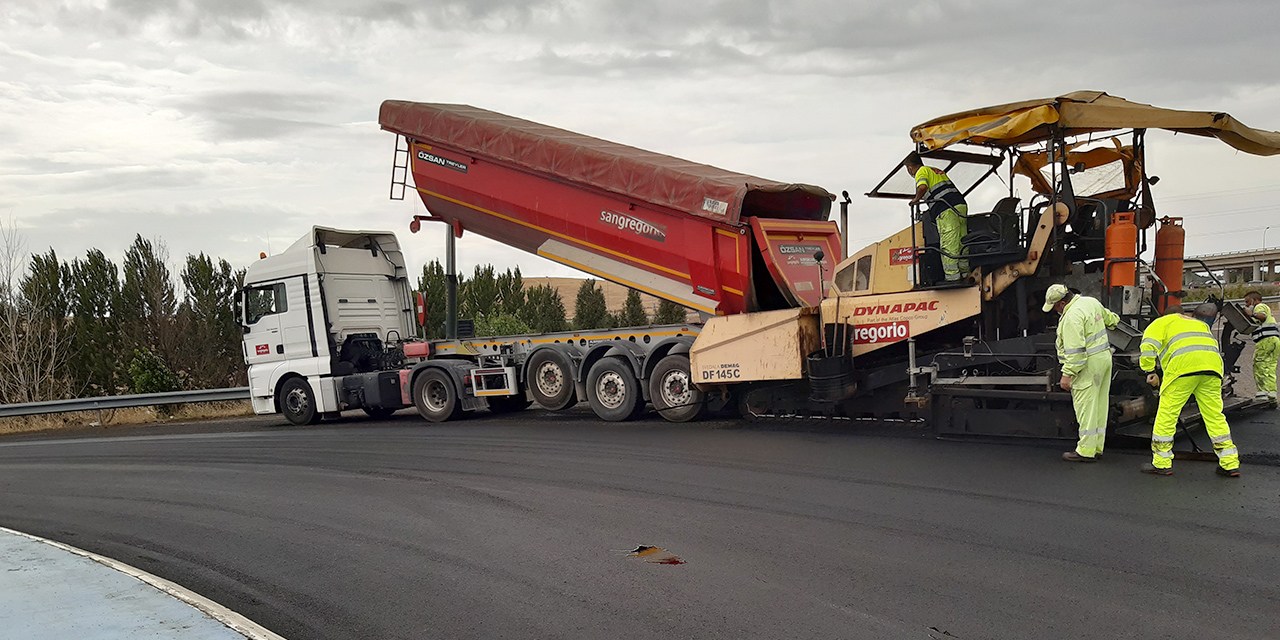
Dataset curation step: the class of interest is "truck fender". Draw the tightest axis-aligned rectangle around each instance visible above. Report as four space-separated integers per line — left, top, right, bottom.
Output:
640 336 697 381
408 360 484 413
580 340 650 401
521 343 583 386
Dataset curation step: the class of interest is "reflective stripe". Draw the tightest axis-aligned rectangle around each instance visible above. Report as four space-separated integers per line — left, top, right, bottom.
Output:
1079 428 1101 436
1086 329 1108 344
1063 346 1087 354
1217 447 1239 457
1085 343 1111 355
1151 434 1175 443
1169 344 1220 359
1153 450 1174 458
1210 434 1233 444
1141 338 1160 349
1159 330 1215 362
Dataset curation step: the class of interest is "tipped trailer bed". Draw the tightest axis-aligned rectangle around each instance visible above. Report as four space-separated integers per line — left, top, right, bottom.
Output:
379 101 842 317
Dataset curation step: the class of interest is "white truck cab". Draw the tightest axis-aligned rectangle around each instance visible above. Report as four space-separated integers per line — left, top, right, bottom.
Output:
240 227 416 423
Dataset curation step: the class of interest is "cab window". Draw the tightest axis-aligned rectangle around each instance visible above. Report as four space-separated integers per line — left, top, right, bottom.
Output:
244 283 287 324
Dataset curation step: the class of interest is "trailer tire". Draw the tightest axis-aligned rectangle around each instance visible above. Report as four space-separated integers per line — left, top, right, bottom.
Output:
362 406 398 420
586 356 641 422
527 350 577 410
487 395 532 414
414 369 462 423
650 354 704 423
278 377 320 426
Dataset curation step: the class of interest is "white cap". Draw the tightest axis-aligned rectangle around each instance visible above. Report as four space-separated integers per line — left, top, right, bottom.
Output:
1043 284 1070 312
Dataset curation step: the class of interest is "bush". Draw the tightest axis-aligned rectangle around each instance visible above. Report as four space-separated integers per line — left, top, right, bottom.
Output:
127 348 180 395
474 313 532 337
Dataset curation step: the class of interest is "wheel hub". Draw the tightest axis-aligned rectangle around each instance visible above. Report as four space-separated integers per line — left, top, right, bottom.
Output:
424 380 448 412
661 370 692 406
285 387 309 414
596 372 627 409
536 362 564 396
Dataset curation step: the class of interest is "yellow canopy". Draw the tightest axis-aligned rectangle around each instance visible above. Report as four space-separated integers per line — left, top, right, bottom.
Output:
911 91 1280 156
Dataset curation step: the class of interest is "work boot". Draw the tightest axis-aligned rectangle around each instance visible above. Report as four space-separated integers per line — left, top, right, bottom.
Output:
1216 466 1242 478
1141 463 1173 476
1062 452 1096 462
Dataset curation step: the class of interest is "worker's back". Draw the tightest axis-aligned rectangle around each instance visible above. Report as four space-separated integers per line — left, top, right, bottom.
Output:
1140 313 1222 386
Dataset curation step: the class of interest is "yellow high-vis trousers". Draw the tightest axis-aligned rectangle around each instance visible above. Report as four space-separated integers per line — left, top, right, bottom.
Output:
1150 374 1239 470
1070 352 1111 457
936 206 969 280
1254 336 1278 399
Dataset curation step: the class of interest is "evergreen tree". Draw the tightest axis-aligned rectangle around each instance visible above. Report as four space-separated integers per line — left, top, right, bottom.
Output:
417 260 448 339
654 299 690 324
460 264 497 321
119 235 178 364
618 289 648 327
177 252 244 388
520 284 567 333
573 279 610 330
68 249 123 395
496 266 525 317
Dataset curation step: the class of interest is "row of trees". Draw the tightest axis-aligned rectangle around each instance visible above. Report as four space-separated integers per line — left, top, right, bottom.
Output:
416 261 691 339
0 226 243 405
0 222 696 406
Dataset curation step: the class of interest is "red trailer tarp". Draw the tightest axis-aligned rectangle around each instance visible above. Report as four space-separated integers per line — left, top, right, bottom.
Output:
379 102 833 226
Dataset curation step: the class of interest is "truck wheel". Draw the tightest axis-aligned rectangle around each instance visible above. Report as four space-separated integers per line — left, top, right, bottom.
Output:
650 354 704 423
414 369 462 423
362 406 398 420
586 356 640 422
487 395 532 414
527 350 577 410
278 377 320 426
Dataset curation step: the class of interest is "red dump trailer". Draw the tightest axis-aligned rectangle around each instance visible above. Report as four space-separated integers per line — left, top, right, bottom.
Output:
378 101 841 316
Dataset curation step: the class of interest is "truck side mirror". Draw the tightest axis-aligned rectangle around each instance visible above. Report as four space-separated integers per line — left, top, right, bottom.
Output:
415 291 427 327
234 291 247 332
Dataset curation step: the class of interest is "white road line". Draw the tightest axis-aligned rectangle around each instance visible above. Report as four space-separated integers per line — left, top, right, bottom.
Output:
0 526 287 640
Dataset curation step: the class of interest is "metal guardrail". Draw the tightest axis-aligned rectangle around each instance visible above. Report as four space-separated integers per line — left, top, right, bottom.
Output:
0 387 251 419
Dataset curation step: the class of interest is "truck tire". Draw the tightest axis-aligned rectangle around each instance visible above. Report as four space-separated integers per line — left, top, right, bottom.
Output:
586 356 641 422
527 350 577 410
649 354 704 423
414 369 462 423
278 377 320 426
487 395 532 414
362 406 398 420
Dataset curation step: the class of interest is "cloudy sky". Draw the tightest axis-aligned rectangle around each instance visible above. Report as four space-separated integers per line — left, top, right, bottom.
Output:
3 0 1280 286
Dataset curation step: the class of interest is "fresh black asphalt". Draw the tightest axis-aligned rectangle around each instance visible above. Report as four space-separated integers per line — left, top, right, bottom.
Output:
1 407 1278 639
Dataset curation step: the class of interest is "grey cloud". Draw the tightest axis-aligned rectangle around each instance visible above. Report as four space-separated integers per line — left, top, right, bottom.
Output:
173 90 343 141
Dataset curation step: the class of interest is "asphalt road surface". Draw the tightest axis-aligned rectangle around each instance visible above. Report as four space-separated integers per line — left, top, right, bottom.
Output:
1 407 1279 640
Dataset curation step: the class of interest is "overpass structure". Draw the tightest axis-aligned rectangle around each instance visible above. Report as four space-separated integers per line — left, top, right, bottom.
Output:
1186 247 1280 283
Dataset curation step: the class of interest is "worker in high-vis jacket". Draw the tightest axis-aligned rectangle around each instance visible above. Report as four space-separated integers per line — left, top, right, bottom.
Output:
1140 303 1241 477
905 152 968 282
1243 291 1278 408
1044 284 1118 462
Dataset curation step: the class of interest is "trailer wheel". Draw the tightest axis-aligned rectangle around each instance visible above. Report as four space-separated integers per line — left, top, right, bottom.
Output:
650 354 704 423
278 377 320 426
586 356 640 422
414 369 461 423
362 406 397 420
487 395 532 414
527 350 577 410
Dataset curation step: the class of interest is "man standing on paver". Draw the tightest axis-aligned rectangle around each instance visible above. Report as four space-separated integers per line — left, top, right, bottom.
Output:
1045 284 1118 462
905 152 968 282
1139 303 1241 477
1243 291 1278 408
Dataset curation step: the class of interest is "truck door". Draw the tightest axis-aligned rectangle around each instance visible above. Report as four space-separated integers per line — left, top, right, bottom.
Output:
242 281 288 371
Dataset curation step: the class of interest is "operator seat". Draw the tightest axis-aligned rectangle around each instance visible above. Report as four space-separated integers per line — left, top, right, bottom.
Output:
961 197 1027 268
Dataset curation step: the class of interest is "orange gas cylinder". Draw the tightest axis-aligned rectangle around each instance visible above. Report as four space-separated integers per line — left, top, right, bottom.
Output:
1154 217 1185 313
1105 212 1138 287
